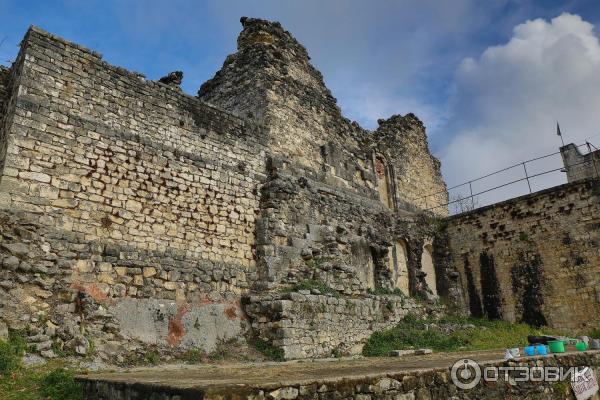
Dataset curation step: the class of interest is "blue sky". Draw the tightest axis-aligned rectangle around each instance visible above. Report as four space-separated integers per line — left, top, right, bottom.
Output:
2 1 600 208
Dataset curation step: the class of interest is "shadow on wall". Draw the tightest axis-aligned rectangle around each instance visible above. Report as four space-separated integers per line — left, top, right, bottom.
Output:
479 252 502 320
464 251 548 326
464 257 483 318
511 252 547 327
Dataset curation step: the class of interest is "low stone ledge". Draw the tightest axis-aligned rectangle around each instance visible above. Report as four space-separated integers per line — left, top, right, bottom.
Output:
79 351 600 400
244 293 435 359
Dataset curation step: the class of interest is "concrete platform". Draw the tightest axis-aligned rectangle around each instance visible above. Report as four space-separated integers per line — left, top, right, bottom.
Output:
78 349 600 399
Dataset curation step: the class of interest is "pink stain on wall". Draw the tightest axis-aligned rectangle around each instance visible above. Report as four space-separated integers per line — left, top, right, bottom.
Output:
166 302 191 346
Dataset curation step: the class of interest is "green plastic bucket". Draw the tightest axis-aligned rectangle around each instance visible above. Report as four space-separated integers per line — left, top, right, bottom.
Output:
549 340 565 353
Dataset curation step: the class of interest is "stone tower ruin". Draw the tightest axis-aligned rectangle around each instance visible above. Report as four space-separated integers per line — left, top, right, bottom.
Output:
0 18 451 360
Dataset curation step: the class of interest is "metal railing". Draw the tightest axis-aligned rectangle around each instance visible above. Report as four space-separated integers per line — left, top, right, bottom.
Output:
419 141 599 215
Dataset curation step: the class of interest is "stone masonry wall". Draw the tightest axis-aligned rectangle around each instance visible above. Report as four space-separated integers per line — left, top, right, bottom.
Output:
199 18 448 215
2 27 265 266
374 115 448 214
0 66 9 115
0 209 247 360
198 18 451 307
0 20 454 362
444 179 600 331
0 27 268 358
199 17 363 173
0 63 18 176
561 143 600 183
244 292 435 359
248 157 452 359
256 160 442 298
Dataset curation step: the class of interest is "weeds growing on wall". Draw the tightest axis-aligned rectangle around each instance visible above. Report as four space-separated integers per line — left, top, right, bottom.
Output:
283 279 340 298
362 314 564 357
367 287 406 297
253 339 284 362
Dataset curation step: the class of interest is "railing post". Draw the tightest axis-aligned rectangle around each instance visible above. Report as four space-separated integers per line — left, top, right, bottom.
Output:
469 181 474 209
588 141 600 180
523 162 532 193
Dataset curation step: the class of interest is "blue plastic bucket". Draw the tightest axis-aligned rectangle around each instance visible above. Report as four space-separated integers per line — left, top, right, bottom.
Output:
524 346 535 356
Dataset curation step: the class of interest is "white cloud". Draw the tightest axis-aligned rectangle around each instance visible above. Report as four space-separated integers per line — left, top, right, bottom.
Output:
441 13 600 206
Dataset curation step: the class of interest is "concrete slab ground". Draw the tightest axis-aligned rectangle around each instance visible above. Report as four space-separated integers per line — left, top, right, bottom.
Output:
78 349 600 399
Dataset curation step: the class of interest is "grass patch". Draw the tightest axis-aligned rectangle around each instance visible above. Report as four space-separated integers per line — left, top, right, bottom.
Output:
253 339 284 362
284 279 340 298
142 351 160 366
124 350 161 366
589 328 600 338
207 339 238 362
39 368 83 400
183 348 204 364
0 360 83 400
0 331 28 377
0 342 21 377
0 331 84 399
362 314 564 357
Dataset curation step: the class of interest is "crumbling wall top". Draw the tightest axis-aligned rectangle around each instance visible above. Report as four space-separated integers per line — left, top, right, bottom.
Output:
237 17 309 58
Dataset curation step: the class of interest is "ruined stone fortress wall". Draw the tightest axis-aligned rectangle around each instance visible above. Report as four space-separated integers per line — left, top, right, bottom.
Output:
0 19 451 361
198 18 448 216
444 179 600 331
0 66 9 116
2 27 265 266
0 26 267 357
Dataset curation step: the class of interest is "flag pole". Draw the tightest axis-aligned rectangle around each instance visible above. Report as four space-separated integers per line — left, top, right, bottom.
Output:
557 121 565 147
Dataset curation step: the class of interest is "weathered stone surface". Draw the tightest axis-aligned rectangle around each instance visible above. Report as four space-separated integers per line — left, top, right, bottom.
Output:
561 143 600 183
198 17 447 215
245 292 442 359
444 179 600 330
0 18 450 361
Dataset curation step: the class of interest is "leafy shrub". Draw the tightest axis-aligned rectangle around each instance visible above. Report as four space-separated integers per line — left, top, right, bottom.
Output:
254 339 284 362
331 348 342 358
143 351 160 366
39 368 83 400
